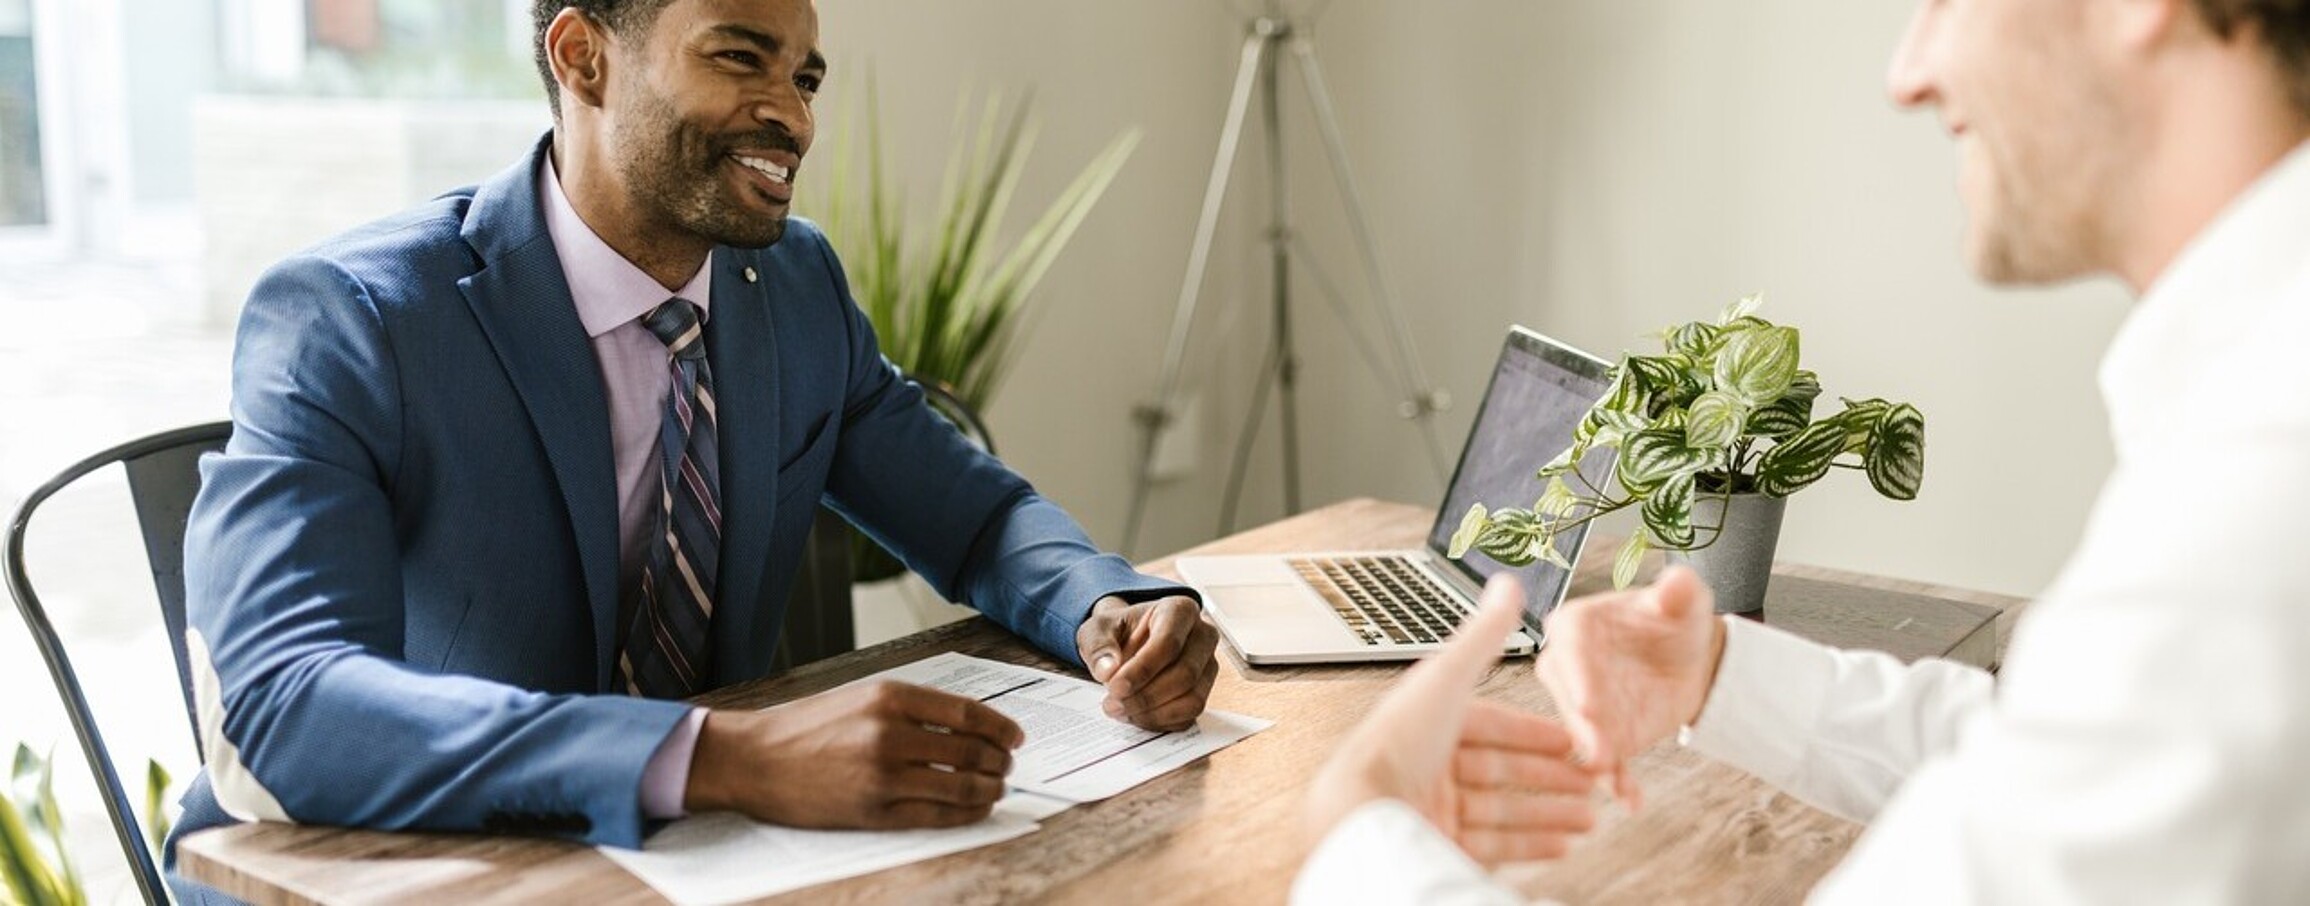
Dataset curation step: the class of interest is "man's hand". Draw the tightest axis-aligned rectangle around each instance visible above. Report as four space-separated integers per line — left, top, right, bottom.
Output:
1077 595 1220 731
1535 564 1727 809
1305 575 1597 865
683 680 1025 829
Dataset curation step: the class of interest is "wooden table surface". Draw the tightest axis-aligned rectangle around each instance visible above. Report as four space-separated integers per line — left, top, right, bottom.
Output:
180 498 2023 905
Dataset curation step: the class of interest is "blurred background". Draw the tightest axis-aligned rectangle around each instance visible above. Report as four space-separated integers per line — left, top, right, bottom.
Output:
0 0 2128 899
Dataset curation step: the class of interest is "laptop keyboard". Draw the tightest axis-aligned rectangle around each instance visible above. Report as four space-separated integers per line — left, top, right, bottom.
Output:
1288 555 1469 646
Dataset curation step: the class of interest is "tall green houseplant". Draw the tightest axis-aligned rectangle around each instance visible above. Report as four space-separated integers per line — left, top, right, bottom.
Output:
1451 296 1927 590
809 85 1139 580
2 743 173 906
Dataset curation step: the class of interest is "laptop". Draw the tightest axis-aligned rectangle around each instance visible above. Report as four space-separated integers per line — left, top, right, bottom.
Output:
1178 326 1616 664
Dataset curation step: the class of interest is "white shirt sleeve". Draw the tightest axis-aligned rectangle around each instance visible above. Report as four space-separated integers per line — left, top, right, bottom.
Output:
1680 617 1995 823
1686 434 2310 904
1291 800 1525 906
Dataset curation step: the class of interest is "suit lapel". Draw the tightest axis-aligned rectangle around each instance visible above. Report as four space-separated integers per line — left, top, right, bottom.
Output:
456 136 624 687
704 247 781 686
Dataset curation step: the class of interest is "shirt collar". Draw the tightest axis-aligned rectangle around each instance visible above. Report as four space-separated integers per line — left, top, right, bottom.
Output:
540 155 713 339
2098 139 2310 449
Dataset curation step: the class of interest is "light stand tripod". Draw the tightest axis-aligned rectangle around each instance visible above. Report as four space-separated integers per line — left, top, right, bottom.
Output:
1120 1 1453 555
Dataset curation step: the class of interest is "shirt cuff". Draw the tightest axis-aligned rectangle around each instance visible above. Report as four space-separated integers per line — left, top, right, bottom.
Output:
1291 799 1519 906
639 708 708 819
1677 615 1838 788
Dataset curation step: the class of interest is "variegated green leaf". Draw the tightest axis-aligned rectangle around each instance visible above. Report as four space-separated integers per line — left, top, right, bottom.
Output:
1685 391 1747 450
1642 472 1698 548
1475 524 1538 566
1668 320 1723 360
1599 366 1644 414
1584 409 1649 452
1714 325 1801 406
1613 531 1652 589
1744 370 1819 441
1535 439 1585 478
1533 536 1575 570
1719 292 1764 325
1833 398 1892 453
1756 421 1845 497
1448 503 1488 558
1865 403 1927 500
1536 477 1581 520
1614 429 1716 496
1625 355 1689 400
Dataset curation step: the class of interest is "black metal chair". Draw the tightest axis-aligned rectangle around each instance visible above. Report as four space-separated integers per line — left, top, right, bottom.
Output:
5 421 231 906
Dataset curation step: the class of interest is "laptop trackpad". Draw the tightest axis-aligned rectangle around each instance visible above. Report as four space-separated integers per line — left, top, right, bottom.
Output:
1186 557 1302 586
1213 584 1356 652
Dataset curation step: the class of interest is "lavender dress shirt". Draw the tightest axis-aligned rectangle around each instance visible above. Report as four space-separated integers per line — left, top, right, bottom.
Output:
539 159 710 820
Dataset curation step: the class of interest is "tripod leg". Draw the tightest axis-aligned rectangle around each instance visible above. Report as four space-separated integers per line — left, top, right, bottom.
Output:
1122 26 1275 554
1287 36 1456 481
1219 334 1286 536
1262 22 1302 516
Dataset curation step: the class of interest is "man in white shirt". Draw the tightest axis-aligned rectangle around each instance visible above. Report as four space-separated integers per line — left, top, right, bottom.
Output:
1296 0 2310 902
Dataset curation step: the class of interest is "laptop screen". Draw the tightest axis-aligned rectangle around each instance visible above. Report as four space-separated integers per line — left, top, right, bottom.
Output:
1424 327 1615 630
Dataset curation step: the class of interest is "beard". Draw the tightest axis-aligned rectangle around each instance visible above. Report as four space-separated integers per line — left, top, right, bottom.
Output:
612 79 795 251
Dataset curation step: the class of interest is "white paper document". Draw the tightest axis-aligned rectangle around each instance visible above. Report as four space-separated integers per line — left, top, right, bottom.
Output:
878 652 1272 801
599 652 1270 905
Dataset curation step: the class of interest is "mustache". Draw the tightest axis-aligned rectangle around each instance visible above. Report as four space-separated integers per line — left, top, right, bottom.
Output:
716 124 804 158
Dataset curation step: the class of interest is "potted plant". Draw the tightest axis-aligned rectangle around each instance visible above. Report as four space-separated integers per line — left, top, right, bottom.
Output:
810 84 1139 585
1 742 173 905
1448 295 1925 614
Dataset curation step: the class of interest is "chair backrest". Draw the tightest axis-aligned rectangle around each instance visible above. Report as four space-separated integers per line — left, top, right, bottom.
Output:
4 421 231 906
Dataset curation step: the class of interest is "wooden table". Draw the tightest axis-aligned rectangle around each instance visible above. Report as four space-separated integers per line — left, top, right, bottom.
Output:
180 499 2020 904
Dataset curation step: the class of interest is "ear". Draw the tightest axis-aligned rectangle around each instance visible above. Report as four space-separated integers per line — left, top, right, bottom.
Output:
2110 0 2192 53
545 7 612 113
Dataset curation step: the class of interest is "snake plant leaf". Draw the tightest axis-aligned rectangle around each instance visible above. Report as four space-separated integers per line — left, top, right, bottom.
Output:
1642 471 1698 548
1865 403 1927 500
145 759 174 857
1719 293 1764 325
1 789 59 906
1685 390 1748 450
1756 420 1846 497
1715 325 1801 406
1615 428 1716 496
1613 530 1652 589
33 746 77 902
1448 504 1488 559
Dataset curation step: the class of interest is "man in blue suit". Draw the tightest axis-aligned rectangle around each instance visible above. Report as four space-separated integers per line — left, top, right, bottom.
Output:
167 0 1219 894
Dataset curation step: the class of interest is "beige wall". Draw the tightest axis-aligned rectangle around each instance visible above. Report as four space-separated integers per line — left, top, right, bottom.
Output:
817 1 2134 600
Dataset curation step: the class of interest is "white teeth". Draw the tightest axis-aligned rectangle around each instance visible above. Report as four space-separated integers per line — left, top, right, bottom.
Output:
737 156 790 184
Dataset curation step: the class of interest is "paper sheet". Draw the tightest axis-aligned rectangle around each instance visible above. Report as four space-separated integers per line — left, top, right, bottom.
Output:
878 652 1273 801
600 652 1269 905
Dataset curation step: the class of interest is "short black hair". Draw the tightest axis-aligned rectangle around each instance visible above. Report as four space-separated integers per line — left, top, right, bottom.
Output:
531 0 678 120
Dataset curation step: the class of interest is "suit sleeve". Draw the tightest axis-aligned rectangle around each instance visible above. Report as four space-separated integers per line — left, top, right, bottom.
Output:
805 236 1192 665
185 255 689 848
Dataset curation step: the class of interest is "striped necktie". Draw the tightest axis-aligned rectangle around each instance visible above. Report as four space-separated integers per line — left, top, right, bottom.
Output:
618 297 722 699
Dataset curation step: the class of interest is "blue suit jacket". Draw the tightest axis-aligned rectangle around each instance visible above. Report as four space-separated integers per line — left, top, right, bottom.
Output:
172 136 1184 852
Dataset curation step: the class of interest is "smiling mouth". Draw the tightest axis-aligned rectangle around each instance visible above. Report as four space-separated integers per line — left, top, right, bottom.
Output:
734 155 792 186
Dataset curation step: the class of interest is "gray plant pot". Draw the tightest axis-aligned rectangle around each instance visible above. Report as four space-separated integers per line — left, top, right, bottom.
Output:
1666 492 1787 616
